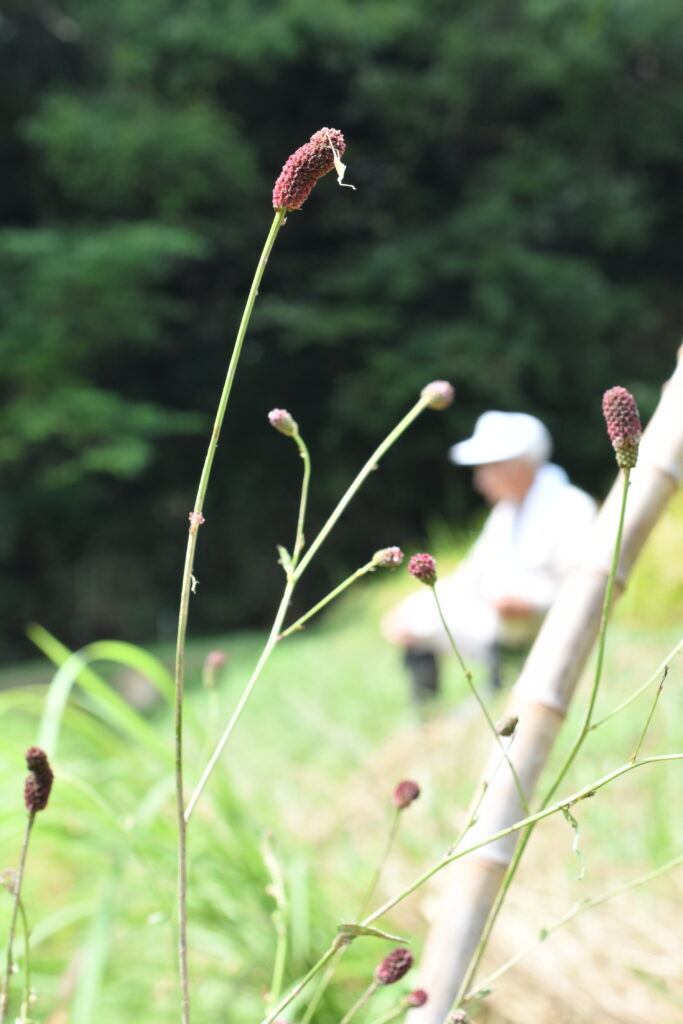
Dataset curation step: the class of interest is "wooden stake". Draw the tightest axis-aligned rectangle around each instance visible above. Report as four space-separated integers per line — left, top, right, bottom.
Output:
410 344 683 1024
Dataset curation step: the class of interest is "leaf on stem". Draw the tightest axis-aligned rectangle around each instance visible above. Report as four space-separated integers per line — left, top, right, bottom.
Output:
337 924 408 943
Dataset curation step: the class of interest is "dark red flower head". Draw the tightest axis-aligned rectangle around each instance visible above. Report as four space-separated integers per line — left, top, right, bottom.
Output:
24 747 53 813
392 779 421 810
407 990 428 1008
602 386 642 470
408 553 437 587
375 947 413 986
421 381 455 410
272 128 345 211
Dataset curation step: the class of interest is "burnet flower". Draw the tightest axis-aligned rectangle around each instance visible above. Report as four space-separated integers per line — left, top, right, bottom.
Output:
272 128 346 211
602 386 642 470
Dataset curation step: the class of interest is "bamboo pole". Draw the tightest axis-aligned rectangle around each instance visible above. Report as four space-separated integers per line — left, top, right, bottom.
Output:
409 344 683 1024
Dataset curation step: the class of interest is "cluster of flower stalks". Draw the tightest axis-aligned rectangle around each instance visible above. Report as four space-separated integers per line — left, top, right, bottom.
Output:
5 125 680 1024
169 128 682 1024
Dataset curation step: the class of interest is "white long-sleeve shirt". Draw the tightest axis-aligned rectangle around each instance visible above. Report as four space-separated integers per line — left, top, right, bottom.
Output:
391 464 597 657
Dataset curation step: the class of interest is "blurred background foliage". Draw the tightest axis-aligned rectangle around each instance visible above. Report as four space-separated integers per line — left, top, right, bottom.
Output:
0 0 682 655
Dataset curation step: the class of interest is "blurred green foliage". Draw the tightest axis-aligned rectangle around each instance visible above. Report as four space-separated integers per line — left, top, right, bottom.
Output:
0 0 681 653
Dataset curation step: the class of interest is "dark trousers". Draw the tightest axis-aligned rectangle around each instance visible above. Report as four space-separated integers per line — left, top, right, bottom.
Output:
403 644 503 703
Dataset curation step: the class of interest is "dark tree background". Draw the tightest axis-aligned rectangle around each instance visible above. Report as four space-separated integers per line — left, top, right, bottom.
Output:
0 0 681 656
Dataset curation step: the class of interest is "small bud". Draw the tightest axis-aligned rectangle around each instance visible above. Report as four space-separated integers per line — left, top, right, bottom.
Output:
268 409 298 437
24 747 53 813
449 1012 470 1024
373 547 405 569
408 553 437 587
602 386 642 470
375 947 413 986
272 128 346 211
407 990 428 1008
203 650 228 690
392 779 420 810
495 715 519 738
189 510 205 528
421 381 455 410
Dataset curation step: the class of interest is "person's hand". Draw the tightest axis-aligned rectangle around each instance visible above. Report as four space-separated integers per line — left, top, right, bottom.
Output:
493 595 535 619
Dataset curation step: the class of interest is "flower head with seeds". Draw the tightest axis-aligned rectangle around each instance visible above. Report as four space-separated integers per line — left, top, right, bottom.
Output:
373 546 405 569
421 380 455 410
375 947 413 986
272 128 346 211
24 747 53 813
408 553 437 587
268 409 298 437
392 779 420 810
602 386 642 470
407 990 428 1008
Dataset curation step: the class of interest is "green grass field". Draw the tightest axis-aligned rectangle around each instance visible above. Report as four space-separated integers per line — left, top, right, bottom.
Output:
1 494 682 1024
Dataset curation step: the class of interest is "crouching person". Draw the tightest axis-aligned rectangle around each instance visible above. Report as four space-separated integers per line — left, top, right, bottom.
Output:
382 411 597 702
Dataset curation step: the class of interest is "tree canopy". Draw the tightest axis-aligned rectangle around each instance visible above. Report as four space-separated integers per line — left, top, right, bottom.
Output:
1 0 682 654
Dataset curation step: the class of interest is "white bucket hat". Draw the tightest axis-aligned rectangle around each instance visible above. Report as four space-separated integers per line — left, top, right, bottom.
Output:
449 411 552 466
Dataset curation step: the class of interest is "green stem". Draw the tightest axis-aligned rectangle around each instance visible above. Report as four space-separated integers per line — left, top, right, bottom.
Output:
543 468 631 804
261 939 346 1024
18 902 30 1024
279 561 375 640
188 398 433 819
173 208 285 1023
631 669 667 762
360 754 683 928
450 744 513 854
290 433 311 570
466 850 683 1000
339 982 378 1024
299 958 342 1024
260 754 683 1024
590 636 683 732
432 588 529 816
185 577 295 822
262 834 289 1012
367 1003 407 1024
455 466 632 1005
357 811 401 928
291 396 430 582
1 812 34 1024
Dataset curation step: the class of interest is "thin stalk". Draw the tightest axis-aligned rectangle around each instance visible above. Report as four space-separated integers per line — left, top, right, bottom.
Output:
17 901 31 1024
367 1003 407 1024
631 669 667 762
262 835 289 1012
188 396 433 819
1 812 35 1024
456 466 632 1005
466 850 683 999
357 811 402 921
339 982 378 1024
185 577 295 822
590 636 683 732
542 468 631 804
432 588 529 816
449 744 513 854
299 958 342 1024
360 754 683 928
290 433 311 569
291 396 431 582
173 208 285 1024
280 562 375 639
259 754 683 1024
262 939 346 1024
